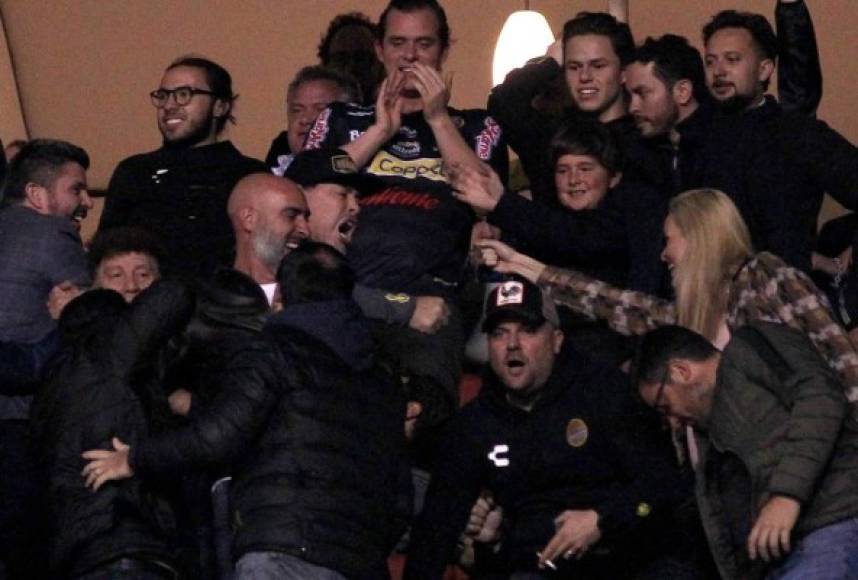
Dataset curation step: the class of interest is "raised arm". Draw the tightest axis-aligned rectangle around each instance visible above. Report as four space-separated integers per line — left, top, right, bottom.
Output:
477 239 675 336
775 0 822 116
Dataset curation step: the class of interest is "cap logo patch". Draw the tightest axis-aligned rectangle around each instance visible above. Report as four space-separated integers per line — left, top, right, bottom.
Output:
496 281 524 306
331 154 357 174
566 418 589 448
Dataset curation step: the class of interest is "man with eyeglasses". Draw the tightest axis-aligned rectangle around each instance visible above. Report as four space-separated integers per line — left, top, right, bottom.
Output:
636 323 858 580
98 55 265 281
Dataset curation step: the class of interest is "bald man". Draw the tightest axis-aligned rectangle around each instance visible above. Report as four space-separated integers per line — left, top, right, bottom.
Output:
226 173 310 304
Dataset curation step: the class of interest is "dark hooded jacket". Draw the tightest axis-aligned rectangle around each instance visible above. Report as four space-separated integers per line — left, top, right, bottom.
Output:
132 299 411 580
29 281 195 577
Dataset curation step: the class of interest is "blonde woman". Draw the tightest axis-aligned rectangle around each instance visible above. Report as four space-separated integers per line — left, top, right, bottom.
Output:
479 188 858 408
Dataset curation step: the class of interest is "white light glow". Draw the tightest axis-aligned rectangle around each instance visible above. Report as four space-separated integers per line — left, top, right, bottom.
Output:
492 10 555 87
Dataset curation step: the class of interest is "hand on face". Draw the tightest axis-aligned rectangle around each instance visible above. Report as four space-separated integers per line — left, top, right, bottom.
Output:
374 72 406 141
406 63 451 123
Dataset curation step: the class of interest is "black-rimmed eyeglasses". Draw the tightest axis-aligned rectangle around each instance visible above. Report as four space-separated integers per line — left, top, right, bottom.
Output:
150 86 216 108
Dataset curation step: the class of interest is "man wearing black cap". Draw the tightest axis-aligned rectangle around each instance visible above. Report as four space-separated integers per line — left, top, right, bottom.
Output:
405 278 690 579
286 148 449 334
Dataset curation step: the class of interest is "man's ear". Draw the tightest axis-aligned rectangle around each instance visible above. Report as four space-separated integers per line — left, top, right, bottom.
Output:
438 46 449 69
374 40 385 66
608 171 623 190
672 79 695 107
23 182 49 212
758 58 775 87
552 328 564 354
668 359 693 385
239 207 257 234
212 98 230 121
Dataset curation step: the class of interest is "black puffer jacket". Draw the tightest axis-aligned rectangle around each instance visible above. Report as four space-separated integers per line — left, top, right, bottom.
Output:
133 299 411 580
29 281 195 577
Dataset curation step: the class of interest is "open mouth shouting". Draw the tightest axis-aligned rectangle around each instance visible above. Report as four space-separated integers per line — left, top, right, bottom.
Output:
337 218 357 245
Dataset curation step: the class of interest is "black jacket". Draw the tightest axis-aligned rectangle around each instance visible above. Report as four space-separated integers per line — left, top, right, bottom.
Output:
29 281 195 577
404 344 685 579
99 141 265 280
165 267 270 415
133 299 411 580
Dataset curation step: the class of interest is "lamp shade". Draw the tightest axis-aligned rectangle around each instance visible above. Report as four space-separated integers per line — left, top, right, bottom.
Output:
492 10 555 87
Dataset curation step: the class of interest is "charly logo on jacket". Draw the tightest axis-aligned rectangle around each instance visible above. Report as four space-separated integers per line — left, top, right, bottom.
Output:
488 444 510 467
565 418 589 448
367 151 446 182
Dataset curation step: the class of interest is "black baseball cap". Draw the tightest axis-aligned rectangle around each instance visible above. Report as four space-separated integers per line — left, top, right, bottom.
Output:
482 278 560 332
285 148 380 194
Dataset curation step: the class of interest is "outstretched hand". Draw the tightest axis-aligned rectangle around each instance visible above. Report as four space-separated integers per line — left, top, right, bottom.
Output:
474 239 547 284
81 437 133 491
450 161 504 216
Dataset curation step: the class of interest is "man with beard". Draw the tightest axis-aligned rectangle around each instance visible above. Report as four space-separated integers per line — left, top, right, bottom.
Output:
169 172 310 417
701 9 858 275
304 0 507 434
98 56 265 280
637 324 858 579
0 139 93 579
404 279 688 579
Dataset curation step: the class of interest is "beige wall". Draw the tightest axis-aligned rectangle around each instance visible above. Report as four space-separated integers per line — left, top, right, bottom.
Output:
1 0 855 237
0 10 26 145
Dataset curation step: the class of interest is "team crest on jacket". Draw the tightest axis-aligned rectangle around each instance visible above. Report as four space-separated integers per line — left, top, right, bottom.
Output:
565 418 589 448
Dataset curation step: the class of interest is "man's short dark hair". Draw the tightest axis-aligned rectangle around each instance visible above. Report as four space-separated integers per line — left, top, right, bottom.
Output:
167 55 236 132
562 12 635 66
378 0 451 51
276 241 355 305
633 325 718 387
550 117 624 176
2 139 89 204
287 65 362 105
631 34 709 104
88 226 165 275
702 10 778 61
318 12 377 63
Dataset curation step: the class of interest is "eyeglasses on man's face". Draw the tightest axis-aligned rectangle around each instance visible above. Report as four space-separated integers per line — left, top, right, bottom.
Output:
150 86 216 108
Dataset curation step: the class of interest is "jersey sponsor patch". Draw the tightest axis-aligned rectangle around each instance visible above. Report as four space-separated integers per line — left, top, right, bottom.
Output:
304 107 331 150
565 418 589 448
367 151 447 182
361 187 440 211
475 117 502 161
390 140 422 158
398 126 418 139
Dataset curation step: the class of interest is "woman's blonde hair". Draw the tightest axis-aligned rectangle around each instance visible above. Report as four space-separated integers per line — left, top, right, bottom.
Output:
669 189 753 340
